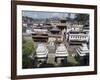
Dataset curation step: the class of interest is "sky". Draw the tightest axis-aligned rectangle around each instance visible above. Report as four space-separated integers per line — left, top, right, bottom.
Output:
22 11 76 19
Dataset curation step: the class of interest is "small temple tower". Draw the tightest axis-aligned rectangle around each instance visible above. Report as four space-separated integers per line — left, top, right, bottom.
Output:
35 44 48 65
55 44 69 64
76 43 89 65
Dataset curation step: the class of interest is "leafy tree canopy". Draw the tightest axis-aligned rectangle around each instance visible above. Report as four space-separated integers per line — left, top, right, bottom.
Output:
22 38 33 57
22 38 34 68
74 14 89 23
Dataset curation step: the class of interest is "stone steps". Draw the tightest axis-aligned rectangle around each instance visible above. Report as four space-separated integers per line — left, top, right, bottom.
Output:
47 53 55 64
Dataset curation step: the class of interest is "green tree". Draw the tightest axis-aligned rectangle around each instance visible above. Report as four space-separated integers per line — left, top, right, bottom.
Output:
74 14 89 24
22 38 34 68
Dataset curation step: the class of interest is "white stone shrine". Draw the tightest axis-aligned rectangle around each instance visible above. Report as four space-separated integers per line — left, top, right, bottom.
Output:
76 43 89 56
35 44 48 61
55 44 68 63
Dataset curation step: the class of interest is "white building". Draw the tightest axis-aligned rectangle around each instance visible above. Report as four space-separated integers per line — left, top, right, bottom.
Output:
55 44 68 63
22 23 27 27
76 43 89 56
26 29 32 34
72 24 83 31
35 44 48 62
83 24 89 33
31 28 48 42
33 28 48 33
68 31 89 44
66 24 83 33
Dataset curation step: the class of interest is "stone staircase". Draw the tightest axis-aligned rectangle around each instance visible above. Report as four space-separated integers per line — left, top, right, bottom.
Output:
47 53 55 64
